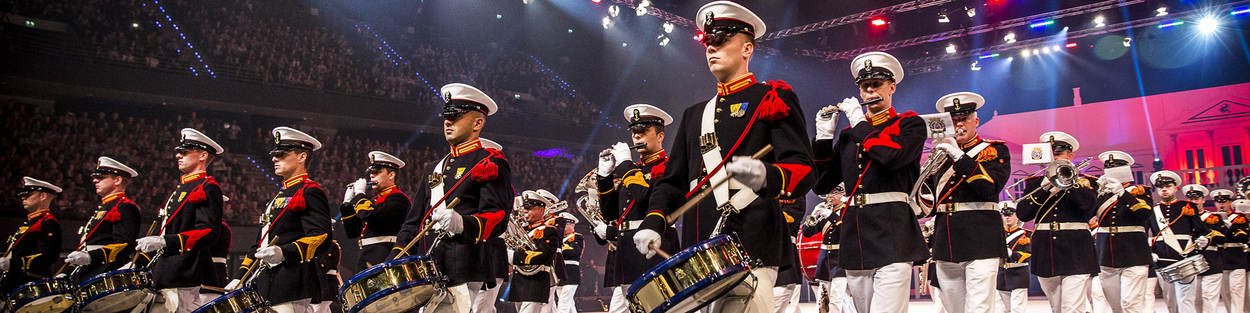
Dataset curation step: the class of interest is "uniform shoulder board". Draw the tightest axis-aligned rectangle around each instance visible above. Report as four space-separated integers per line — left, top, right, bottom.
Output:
982 138 1007 144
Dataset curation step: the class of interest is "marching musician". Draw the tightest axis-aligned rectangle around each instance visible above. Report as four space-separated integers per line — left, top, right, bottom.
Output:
506 191 561 313
0 177 63 292
65 157 142 280
1149 171 1207 313
136 128 225 312
392 83 512 313
1089 151 1154 313
232 127 332 313
476 138 509 313
1014 131 1100 313
801 186 850 313
593 104 678 313
637 2 814 311
1185 184 1226 313
997 202 1031 313
920 92 1010 313
340 151 411 268
811 50 928 313
554 212 583 313
1214 190 1247 312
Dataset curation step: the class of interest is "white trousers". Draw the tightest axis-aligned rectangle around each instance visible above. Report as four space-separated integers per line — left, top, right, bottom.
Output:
152 287 203 313
311 301 331 313
1098 265 1149 313
997 289 1027 313
1157 273 1197 313
424 283 475 313
1089 275 1111 313
707 266 777 313
270 298 314 313
474 278 503 313
1037 274 1091 313
817 278 854 313
553 284 577 313
1144 277 1156 313
1226 269 1247 313
934 258 1000 313
1198 274 1225 313
771 283 801 313
516 301 545 313
930 287 946 313
846 262 912 313
608 286 629 313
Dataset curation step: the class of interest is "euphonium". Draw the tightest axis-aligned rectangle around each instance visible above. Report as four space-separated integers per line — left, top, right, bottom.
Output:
909 147 952 216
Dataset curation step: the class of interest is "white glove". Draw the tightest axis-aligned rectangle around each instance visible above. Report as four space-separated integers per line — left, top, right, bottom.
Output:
811 203 832 221
255 246 284 267
1098 176 1124 196
66 251 91 266
597 149 616 177
1151 253 1159 262
814 106 838 141
935 142 963 161
432 208 464 234
610 142 632 166
1194 236 1210 249
55 273 67 279
0 256 9 271
593 222 609 239
352 179 367 196
136 236 166 253
725 156 766 191
633 229 661 259
837 98 866 126
119 262 133 270
225 279 241 290
343 185 356 204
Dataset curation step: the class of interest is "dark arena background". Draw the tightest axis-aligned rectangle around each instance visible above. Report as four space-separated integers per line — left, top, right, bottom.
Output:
1 0 1249 312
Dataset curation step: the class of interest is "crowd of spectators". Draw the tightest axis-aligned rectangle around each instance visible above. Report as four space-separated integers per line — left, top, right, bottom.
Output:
0 100 582 225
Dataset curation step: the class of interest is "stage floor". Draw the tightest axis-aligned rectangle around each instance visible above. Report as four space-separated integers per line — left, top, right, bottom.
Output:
577 297 1183 313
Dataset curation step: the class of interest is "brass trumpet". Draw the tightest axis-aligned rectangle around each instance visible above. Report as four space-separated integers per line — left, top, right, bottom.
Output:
1015 158 1092 202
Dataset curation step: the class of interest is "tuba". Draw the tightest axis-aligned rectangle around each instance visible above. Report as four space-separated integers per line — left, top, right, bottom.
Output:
503 209 543 275
909 146 952 216
573 170 607 226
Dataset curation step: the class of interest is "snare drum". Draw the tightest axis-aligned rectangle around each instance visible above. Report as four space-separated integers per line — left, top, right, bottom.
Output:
75 268 152 313
190 286 268 313
5 276 75 313
796 229 823 281
1158 255 1209 284
626 235 756 313
338 255 444 313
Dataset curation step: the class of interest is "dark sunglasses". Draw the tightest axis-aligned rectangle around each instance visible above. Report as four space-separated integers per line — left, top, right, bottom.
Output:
857 80 886 91
699 27 749 47
17 191 31 199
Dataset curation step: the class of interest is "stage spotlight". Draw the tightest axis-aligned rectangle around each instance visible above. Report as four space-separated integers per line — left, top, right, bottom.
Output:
694 33 703 41
1029 20 1054 29
1004 32 1016 43
970 61 981 71
1123 37 1132 47
1158 20 1183 29
1021 49 1031 57
1051 45 1061 51
602 16 612 29
965 6 976 18
1234 7 1250 16
938 12 950 23
662 22 674 33
622 42 628 47
1042 47 1052 54
496 14 503 20
131 22 140 28
1093 15 1106 27
1156 7 1168 17
522 0 530 4
1032 48 1040 55
1065 42 1077 48
636 0 651 16
568 28 574 34
591 0 602 4
871 17 887 27
946 43 957 54
1197 16 1219 34
609 5 620 17
658 35 670 47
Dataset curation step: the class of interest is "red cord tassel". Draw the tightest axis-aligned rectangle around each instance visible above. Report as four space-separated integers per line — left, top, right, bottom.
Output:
472 159 499 182
758 80 793 121
649 163 666 178
103 209 122 222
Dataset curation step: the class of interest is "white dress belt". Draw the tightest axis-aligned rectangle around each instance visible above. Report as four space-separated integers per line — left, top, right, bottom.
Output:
564 260 579 265
212 257 227 264
848 192 908 207
361 236 397 246
1034 222 1091 231
1095 226 1145 233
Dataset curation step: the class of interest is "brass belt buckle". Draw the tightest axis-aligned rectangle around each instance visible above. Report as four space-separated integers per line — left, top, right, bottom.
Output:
853 194 867 207
718 202 738 214
1049 221 1059 231
1109 226 1118 233
944 203 956 214
699 133 719 154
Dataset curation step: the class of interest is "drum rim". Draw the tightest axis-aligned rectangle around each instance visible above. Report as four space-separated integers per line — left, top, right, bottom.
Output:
190 287 262 313
628 263 751 313
338 255 431 294
626 234 735 294
6 276 73 298
77 268 147 287
77 284 149 306
341 277 438 313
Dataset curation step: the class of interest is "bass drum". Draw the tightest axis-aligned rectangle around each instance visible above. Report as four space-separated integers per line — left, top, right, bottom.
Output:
338 254 444 313
190 286 268 313
5 276 75 313
626 235 757 313
795 227 823 281
75 268 153 313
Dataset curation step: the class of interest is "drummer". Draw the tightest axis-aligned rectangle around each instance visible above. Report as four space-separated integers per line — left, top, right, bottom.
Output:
135 128 226 313
506 191 562 313
1149 171 1208 313
1187 184 1225 313
339 151 411 269
1 177 64 292
65 157 143 280
637 2 814 311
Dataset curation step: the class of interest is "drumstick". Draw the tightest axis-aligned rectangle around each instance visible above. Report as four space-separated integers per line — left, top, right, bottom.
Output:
665 145 773 225
394 198 461 259
650 242 671 259
236 236 280 288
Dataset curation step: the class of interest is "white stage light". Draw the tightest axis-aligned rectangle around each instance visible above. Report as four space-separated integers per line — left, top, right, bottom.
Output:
1198 16 1220 34
662 22 674 33
946 44 957 54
